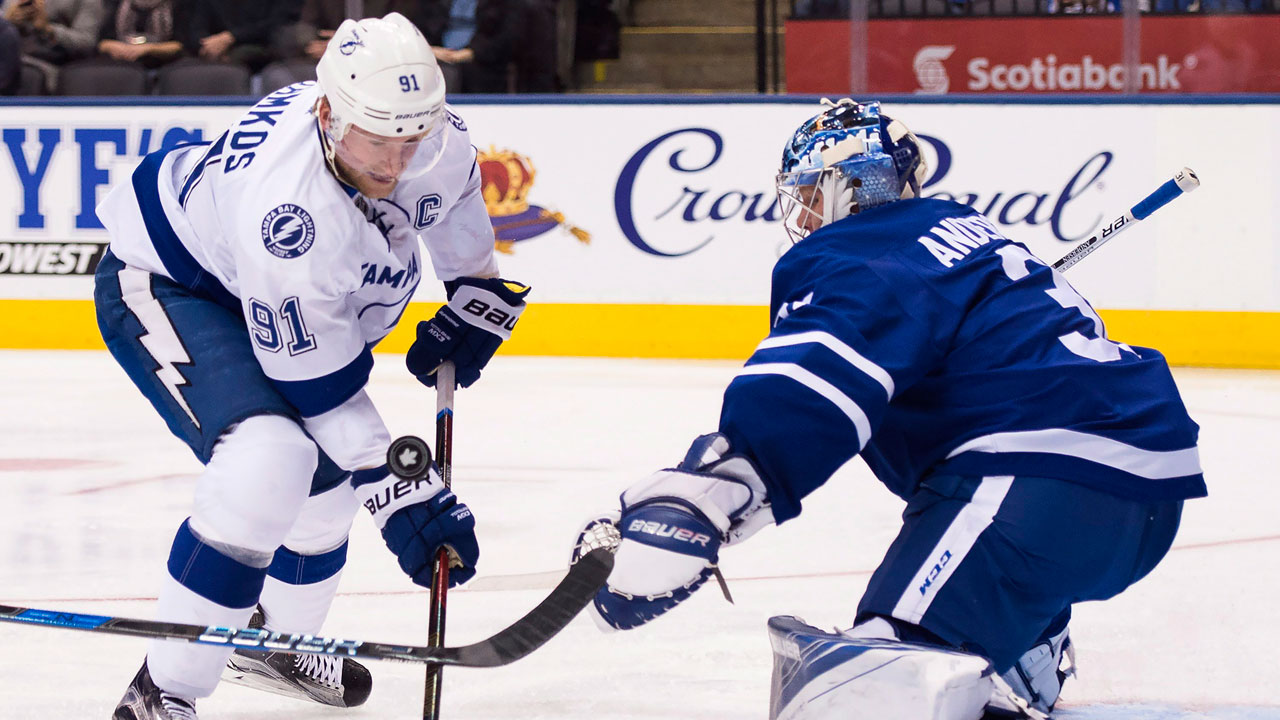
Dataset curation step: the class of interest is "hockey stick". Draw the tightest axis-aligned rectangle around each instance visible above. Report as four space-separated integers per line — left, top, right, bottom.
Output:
0 546 614 667
1052 167 1199 271
425 360 455 720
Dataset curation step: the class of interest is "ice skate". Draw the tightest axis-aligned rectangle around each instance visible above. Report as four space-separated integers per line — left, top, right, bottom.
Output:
985 625 1074 718
113 661 198 720
222 607 371 707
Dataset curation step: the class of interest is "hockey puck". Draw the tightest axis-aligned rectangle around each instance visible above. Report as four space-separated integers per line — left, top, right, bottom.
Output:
387 435 433 479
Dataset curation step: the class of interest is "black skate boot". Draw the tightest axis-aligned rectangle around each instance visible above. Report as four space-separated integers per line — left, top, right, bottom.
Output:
222 606 372 708
113 661 198 720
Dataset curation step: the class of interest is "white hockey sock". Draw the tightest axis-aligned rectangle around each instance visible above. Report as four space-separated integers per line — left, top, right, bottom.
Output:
148 574 257 699
259 566 345 634
258 480 358 634
146 415 322 698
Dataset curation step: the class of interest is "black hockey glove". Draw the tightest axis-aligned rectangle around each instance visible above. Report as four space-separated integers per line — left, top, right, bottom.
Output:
406 277 530 389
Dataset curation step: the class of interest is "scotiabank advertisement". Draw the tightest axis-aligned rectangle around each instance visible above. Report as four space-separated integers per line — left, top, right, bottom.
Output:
786 16 1280 94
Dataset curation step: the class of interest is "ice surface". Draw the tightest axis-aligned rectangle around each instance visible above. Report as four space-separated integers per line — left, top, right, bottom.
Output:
1 351 1276 719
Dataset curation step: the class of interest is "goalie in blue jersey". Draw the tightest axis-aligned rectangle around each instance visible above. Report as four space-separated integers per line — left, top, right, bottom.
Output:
572 99 1204 720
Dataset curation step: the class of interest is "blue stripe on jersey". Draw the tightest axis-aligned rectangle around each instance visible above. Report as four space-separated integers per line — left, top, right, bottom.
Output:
167 519 267 609
947 428 1201 479
737 362 873 445
745 332 898 451
267 541 349 585
720 371 863 523
757 330 895 398
351 465 389 487
177 133 222 207
357 279 421 336
269 344 374 417
132 149 239 312
942 438 1198 499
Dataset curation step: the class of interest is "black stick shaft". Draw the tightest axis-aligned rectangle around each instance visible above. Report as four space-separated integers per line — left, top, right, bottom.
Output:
426 361 455 720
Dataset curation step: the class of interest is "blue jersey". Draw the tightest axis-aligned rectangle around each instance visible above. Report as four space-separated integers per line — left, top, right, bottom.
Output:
719 198 1204 523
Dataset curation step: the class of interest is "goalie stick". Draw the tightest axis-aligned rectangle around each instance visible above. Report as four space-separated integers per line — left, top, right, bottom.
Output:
0 546 614 668
1052 167 1200 271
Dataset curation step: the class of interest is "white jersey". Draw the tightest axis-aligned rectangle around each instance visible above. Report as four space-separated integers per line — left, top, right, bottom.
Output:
97 82 498 469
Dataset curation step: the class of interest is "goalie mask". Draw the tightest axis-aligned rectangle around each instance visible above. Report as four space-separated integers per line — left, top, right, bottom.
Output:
315 12 449 195
776 99 928 243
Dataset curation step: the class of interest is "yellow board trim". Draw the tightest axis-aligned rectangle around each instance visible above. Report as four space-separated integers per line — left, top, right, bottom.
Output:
2 299 1277 369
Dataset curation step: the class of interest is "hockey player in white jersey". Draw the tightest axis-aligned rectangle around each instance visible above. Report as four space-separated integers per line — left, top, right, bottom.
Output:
572 99 1204 719
94 13 529 720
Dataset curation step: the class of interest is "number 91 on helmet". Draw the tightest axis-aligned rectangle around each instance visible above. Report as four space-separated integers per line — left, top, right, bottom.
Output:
775 99 929 244
314 12 451 198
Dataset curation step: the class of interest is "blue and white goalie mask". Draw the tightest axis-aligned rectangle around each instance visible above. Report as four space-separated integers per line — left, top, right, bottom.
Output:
776 99 928 243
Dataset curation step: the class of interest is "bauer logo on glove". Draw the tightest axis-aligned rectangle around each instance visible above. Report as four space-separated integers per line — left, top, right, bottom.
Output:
360 475 437 518
407 276 531 389
353 464 480 588
459 297 519 334
625 513 715 549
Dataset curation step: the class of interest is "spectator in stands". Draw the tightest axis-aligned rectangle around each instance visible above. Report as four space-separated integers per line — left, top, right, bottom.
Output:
1049 0 1117 11
182 0 301 72
512 0 558 91
2 0 104 92
96 0 184 68
427 0 476 90
575 0 619 62
430 0 558 93
275 0 343 63
1186 0 1267 10
1 16 19 93
277 1 438 62
274 0 557 93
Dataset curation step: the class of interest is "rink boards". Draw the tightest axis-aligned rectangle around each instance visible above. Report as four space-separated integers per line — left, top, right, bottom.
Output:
0 96 1276 367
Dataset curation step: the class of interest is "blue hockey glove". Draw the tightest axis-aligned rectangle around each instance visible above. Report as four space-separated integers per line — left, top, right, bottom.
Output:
406 277 530 389
352 465 479 588
571 433 775 631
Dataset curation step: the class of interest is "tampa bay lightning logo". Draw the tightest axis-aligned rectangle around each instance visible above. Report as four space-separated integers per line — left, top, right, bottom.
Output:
261 204 316 259
340 30 364 56
446 109 467 132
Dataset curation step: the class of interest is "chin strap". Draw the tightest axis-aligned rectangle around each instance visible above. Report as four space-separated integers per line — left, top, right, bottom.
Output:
313 99 359 189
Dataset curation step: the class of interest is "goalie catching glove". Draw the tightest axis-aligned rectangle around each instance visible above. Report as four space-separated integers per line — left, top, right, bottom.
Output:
406 276 531 389
352 462 479 588
571 433 775 631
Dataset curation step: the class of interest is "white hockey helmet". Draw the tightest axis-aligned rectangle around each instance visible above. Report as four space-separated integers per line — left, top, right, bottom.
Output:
315 12 449 183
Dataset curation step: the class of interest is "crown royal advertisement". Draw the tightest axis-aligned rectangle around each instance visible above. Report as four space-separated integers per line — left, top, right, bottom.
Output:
0 99 1275 361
